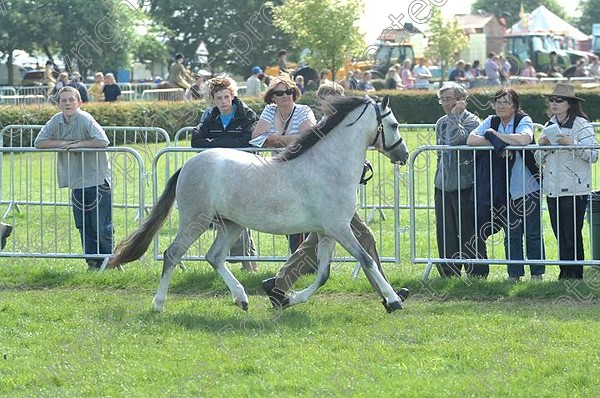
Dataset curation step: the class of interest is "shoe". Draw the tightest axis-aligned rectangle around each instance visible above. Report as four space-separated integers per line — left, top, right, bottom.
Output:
261 277 286 308
507 276 521 283
531 275 543 281
86 259 101 272
0 222 13 250
241 261 258 272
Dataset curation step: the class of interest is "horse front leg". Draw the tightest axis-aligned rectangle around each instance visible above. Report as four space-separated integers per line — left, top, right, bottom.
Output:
334 225 402 313
206 221 249 311
285 234 335 307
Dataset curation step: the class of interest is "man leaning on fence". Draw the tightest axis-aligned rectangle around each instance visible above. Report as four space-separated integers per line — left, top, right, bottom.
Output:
34 86 113 271
434 82 486 277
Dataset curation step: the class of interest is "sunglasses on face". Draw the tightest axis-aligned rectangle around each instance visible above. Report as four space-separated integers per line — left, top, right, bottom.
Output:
273 89 294 97
549 96 567 103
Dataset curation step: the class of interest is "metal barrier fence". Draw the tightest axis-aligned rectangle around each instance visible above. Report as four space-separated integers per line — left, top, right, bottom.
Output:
141 88 185 102
0 147 144 262
150 146 402 264
409 144 600 279
0 125 170 213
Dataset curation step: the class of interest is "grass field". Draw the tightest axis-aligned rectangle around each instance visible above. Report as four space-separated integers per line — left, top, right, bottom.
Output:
1 130 600 397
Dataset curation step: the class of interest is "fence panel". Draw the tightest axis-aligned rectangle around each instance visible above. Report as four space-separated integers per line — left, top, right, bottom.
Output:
0 147 145 263
150 147 402 265
409 144 600 279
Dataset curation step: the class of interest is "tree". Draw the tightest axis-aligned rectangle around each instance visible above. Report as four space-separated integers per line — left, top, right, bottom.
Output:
271 0 365 81
43 0 141 77
471 0 569 27
425 8 469 84
148 0 298 76
0 1 60 85
576 0 600 34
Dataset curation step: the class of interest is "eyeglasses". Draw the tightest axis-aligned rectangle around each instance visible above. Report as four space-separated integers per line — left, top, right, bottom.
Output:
438 97 456 104
273 89 294 97
495 100 513 106
549 96 567 103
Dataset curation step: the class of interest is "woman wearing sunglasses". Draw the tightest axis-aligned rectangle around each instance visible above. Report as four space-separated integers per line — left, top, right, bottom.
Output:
537 83 599 279
251 76 317 253
251 76 316 148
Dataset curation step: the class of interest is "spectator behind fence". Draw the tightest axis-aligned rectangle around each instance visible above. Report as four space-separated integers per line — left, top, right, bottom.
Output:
42 60 56 96
467 88 544 281
261 83 409 307
246 66 263 97
358 71 376 92
88 72 105 102
434 82 486 277
102 73 121 102
68 72 89 103
191 76 259 272
168 53 191 90
484 52 501 86
185 73 207 101
34 86 113 271
251 75 317 253
413 58 432 90
537 83 599 279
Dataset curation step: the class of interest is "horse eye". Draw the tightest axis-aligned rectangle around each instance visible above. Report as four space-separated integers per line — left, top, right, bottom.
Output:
391 123 398 130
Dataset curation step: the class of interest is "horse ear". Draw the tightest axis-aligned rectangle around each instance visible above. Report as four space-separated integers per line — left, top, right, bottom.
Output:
381 95 390 109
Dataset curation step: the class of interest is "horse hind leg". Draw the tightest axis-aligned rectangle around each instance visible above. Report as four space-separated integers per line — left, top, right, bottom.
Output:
285 234 335 307
205 220 249 311
153 219 210 312
334 226 402 313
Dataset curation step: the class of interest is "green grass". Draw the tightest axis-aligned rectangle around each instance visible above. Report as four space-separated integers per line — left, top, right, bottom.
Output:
1 262 599 397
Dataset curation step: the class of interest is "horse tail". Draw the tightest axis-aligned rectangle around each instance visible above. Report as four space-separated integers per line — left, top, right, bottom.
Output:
108 168 181 268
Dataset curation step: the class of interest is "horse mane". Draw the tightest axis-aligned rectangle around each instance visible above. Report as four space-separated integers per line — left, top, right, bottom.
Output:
274 96 374 162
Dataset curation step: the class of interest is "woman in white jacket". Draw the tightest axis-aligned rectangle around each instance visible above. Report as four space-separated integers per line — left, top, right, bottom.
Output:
537 83 599 279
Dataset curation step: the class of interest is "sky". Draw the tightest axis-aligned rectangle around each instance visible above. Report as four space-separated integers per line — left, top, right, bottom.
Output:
360 0 582 43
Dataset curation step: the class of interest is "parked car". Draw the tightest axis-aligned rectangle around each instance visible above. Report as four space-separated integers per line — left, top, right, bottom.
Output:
20 69 59 86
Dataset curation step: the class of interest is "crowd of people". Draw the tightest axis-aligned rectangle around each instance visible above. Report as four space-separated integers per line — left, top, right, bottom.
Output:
435 81 598 282
1 50 598 287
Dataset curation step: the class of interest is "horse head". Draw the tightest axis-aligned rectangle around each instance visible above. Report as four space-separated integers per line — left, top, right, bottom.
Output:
370 95 409 165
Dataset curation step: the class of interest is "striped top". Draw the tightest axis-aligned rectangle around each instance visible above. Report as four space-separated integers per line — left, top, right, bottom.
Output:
258 104 316 135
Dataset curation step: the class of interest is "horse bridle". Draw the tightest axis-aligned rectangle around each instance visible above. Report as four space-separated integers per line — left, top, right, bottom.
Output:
348 99 404 151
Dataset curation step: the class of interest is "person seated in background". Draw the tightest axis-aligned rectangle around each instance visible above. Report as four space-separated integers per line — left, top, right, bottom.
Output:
167 53 191 90
574 58 589 78
385 67 399 89
544 51 563 77
246 66 263 98
358 71 375 92
294 75 305 94
449 60 467 83
521 59 536 82
191 76 259 272
68 72 89 103
102 73 121 102
185 73 207 101
88 72 105 101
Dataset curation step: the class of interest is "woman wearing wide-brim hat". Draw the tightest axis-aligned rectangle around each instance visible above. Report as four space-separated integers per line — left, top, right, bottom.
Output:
537 83 599 279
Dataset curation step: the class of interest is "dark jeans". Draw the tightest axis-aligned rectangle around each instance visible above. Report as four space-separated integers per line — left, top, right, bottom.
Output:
473 204 508 278
547 195 587 279
505 193 545 278
72 181 113 259
435 188 486 277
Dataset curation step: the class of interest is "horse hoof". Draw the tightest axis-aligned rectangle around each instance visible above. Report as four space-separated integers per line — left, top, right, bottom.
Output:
236 300 249 311
280 297 291 309
396 288 410 302
152 300 165 312
382 299 403 313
